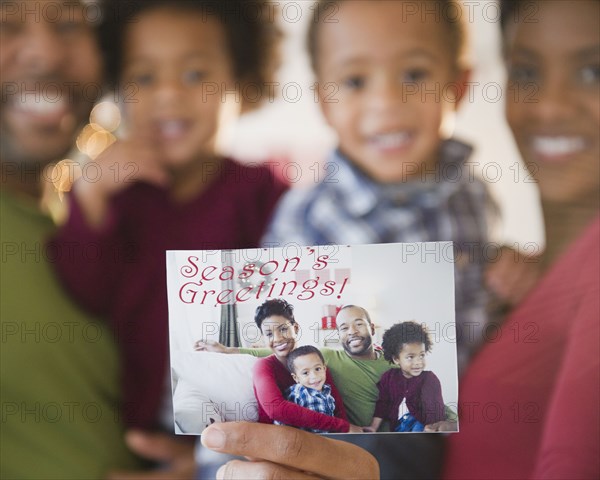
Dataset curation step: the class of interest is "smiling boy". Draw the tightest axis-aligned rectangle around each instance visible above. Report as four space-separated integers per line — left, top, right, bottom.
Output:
263 0 496 372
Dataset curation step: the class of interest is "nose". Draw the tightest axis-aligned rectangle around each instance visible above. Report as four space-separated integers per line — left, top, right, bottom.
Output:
367 75 403 115
154 76 184 106
531 74 575 124
17 23 67 77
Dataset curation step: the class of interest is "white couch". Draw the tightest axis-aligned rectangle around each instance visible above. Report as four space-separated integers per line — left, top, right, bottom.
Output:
171 351 260 434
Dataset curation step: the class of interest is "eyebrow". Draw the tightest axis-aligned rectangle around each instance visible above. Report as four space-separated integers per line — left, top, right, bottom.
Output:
573 45 600 61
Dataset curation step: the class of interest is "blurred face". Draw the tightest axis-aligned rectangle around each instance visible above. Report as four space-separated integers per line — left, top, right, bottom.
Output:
291 353 327 391
337 307 374 358
393 342 426 379
505 0 600 205
260 315 298 362
315 1 466 183
0 0 102 166
122 8 236 167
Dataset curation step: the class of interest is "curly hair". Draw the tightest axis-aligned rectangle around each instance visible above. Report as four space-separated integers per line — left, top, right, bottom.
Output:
381 321 433 364
254 298 295 330
100 0 281 111
307 0 470 73
286 345 325 374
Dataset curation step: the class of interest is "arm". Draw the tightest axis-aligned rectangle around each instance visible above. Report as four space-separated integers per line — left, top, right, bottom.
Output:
192 340 270 358
325 369 348 421
252 359 350 433
531 291 599 479
364 417 383 433
371 373 392 431
51 138 167 316
50 191 127 316
420 372 446 425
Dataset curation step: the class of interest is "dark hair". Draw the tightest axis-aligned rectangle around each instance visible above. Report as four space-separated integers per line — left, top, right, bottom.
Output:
254 298 295 330
307 0 469 73
100 0 281 111
381 321 433 364
337 305 372 324
287 345 325 373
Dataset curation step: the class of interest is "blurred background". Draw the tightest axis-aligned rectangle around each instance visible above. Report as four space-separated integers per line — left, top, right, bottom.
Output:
71 0 544 247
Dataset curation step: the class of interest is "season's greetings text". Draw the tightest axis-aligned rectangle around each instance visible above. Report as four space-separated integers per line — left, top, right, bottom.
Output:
177 252 350 306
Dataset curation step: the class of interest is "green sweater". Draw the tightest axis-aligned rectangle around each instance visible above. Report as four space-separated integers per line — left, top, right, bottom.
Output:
1 191 141 479
241 347 391 426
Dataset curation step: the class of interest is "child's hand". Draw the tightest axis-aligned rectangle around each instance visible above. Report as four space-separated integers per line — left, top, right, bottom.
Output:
361 426 376 433
485 245 542 307
348 424 363 433
74 137 169 228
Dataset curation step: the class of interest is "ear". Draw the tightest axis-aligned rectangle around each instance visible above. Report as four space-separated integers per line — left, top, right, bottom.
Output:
452 68 472 107
293 323 300 335
369 322 376 336
291 372 299 383
391 355 400 366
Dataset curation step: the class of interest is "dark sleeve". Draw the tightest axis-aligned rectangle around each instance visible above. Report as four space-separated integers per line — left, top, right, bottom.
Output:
237 162 289 246
326 369 348 421
373 371 392 421
49 192 127 317
252 358 350 433
420 372 446 424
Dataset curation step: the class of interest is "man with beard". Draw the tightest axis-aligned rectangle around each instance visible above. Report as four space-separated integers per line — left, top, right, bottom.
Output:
0 1 194 478
317 305 390 427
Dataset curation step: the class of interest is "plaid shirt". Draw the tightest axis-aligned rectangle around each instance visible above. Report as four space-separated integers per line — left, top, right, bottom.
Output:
263 139 497 371
275 383 336 433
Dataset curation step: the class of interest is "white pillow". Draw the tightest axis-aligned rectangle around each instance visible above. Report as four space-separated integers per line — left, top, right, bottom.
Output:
171 351 259 434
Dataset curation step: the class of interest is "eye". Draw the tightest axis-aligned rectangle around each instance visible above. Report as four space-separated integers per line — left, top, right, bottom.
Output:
183 69 206 84
402 68 429 83
131 73 154 87
508 64 538 85
341 75 365 90
579 64 600 85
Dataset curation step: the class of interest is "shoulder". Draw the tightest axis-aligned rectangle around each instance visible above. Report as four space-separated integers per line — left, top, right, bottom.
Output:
253 354 277 373
421 371 442 386
379 368 398 382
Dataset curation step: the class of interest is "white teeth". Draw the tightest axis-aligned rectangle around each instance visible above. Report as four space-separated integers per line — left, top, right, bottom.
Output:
532 136 585 156
370 132 412 149
16 95 66 115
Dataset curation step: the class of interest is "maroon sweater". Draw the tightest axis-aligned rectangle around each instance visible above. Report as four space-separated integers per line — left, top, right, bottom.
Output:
253 354 350 432
373 369 445 429
51 159 287 428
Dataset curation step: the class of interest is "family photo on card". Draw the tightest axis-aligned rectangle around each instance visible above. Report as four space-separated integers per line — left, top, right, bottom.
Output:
167 242 459 435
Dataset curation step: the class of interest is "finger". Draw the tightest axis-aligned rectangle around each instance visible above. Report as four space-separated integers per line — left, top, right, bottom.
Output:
201 423 379 480
124 430 191 463
217 459 319 480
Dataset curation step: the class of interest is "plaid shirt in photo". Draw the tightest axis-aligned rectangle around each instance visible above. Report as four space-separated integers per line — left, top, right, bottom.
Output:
274 383 336 434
